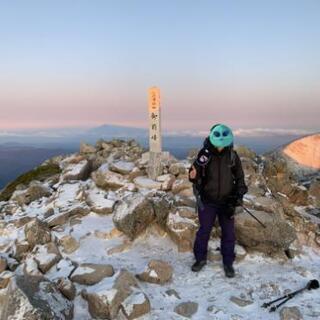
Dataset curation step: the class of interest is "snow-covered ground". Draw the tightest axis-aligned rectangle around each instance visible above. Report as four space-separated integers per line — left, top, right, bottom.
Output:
40 211 320 319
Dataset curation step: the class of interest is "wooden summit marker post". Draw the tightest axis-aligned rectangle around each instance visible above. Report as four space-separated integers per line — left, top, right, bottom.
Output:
147 87 163 179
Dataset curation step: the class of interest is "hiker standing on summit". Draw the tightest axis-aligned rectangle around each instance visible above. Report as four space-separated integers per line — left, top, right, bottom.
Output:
188 124 248 277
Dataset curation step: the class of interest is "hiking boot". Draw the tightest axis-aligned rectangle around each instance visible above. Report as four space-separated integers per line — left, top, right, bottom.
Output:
224 264 235 278
191 260 206 272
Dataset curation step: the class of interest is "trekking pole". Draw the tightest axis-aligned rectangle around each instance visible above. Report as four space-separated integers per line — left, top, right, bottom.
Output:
261 279 319 311
241 205 267 228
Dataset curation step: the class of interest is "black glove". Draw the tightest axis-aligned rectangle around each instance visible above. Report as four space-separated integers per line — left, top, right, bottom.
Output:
225 204 236 219
228 195 243 208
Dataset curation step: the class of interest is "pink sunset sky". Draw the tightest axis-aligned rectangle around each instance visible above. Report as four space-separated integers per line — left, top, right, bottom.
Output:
0 1 319 134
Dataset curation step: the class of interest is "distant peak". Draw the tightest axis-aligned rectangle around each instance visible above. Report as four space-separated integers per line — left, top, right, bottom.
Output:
283 133 320 169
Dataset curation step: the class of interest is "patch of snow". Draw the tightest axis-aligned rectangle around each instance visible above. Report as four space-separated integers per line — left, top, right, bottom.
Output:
149 269 158 278
122 291 147 315
71 265 96 277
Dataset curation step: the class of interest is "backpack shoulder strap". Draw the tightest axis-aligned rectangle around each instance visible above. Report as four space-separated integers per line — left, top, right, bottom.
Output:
230 149 238 177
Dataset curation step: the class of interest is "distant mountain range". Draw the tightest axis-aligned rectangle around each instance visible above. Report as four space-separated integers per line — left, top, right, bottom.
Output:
0 124 318 189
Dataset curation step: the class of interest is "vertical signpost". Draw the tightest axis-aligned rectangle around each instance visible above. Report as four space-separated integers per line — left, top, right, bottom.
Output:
147 87 162 179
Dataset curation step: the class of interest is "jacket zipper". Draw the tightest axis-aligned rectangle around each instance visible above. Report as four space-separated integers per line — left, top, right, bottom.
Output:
217 156 221 200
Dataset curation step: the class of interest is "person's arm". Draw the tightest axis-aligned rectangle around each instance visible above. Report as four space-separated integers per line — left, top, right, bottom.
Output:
188 160 201 183
232 151 248 204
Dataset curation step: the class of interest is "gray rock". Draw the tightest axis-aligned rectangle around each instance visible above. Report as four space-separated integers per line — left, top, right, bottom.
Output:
0 271 13 289
120 291 151 320
165 289 181 299
235 210 297 255
58 235 80 254
0 275 73 320
62 159 90 181
171 179 192 194
156 174 176 191
0 256 7 273
24 218 51 250
56 277 76 301
169 163 186 176
11 181 51 205
280 306 303 320
70 263 114 285
92 164 127 190
150 192 173 228
80 142 96 154
33 242 62 273
110 160 135 175
174 301 198 318
113 193 155 240
137 260 173 284
133 176 162 190
166 209 198 252
230 296 253 307
82 269 143 319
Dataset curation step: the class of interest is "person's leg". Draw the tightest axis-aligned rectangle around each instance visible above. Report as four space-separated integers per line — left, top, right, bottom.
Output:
193 203 217 262
217 210 236 267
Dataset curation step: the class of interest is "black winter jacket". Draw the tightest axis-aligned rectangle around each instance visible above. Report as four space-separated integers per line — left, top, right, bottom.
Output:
189 138 248 205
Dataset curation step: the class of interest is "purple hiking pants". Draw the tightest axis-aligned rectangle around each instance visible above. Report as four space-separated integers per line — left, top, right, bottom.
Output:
193 202 236 266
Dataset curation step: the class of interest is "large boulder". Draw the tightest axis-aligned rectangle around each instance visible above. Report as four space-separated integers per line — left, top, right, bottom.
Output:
0 275 74 320
58 235 80 254
86 187 116 214
150 192 174 228
55 277 76 301
166 207 198 252
11 181 51 205
70 263 114 285
133 176 162 190
171 179 192 194
92 164 127 190
33 242 62 273
61 159 90 182
235 210 297 255
24 218 51 250
82 269 150 320
45 205 90 227
120 291 151 320
109 160 135 175
113 193 155 239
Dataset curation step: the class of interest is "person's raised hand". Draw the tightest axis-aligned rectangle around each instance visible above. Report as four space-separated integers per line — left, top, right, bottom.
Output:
189 165 197 179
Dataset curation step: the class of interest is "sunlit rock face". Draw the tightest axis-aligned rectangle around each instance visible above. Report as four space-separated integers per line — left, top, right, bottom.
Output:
283 134 320 169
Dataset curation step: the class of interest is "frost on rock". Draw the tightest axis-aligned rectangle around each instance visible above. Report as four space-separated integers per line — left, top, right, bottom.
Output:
33 242 62 273
0 275 74 320
166 210 198 252
137 259 173 284
133 176 162 190
82 268 150 320
113 192 155 239
70 263 114 285
110 160 135 175
86 187 116 214
62 159 90 182
121 291 151 320
92 164 127 190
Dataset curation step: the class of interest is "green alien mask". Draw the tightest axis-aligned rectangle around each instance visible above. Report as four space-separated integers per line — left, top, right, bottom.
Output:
209 124 234 148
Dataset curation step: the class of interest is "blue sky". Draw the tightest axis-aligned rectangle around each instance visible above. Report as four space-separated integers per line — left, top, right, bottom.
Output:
0 0 319 133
